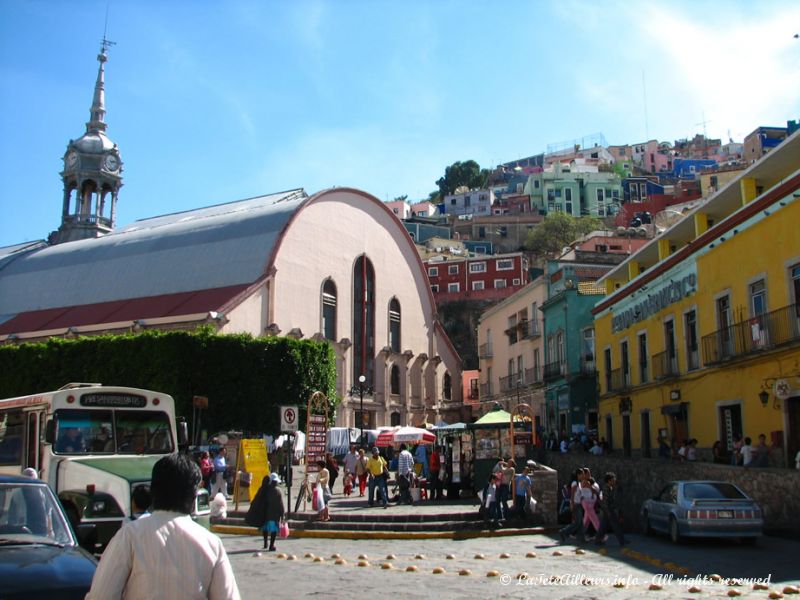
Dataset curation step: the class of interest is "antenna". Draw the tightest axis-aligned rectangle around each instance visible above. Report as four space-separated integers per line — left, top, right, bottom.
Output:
102 1 116 53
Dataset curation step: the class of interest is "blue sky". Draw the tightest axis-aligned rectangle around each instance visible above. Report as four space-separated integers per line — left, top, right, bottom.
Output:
1 0 798 247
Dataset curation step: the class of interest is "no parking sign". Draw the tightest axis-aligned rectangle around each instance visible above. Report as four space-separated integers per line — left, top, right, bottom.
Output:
280 405 299 433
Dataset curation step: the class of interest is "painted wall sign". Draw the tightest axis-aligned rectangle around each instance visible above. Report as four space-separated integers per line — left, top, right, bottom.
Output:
611 273 697 333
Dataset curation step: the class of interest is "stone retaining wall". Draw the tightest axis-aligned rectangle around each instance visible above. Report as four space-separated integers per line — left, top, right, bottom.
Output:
529 462 558 527
534 450 800 535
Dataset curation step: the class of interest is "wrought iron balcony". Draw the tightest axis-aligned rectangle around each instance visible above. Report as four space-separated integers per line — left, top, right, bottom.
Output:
499 374 523 393
478 343 493 358
652 350 679 380
701 303 800 365
520 319 541 339
543 360 565 381
524 365 543 385
479 382 492 398
580 356 596 376
608 368 631 392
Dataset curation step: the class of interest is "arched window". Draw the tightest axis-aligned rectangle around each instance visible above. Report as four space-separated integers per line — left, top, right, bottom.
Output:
353 255 375 386
390 364 400 395
443 372 452 400
321 279 337 341
388 298 401 353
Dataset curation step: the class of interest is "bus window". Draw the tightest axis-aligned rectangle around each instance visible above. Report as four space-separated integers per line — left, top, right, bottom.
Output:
0 411 24 466
117 411 173 454
54 409 111 454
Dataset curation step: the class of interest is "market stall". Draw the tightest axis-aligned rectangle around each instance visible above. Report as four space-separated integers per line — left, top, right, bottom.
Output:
467 406 513 493
434 422 470 498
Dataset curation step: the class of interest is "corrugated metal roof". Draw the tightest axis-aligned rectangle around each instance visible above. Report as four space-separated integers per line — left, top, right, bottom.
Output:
0 190 307 318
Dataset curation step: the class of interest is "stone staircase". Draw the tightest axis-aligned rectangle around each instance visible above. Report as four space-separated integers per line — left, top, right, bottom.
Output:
216 505 549 539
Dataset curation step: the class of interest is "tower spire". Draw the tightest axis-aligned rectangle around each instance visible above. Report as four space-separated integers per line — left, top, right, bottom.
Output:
87 37 115 133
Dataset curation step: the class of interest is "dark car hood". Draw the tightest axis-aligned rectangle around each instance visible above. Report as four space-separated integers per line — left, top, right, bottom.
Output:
0 544 97 599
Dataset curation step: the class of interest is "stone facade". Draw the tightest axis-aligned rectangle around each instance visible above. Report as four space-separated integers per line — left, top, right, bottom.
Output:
536 450 800 535
528 462 558 527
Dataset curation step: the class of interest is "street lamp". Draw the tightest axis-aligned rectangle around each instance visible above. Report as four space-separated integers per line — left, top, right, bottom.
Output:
349 374 374 448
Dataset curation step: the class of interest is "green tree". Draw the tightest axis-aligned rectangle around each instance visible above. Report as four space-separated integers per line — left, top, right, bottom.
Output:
393 194 408 202
435 160 490 198
523 213 603 259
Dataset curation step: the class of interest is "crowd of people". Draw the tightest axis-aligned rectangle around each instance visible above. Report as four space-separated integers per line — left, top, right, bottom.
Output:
557 466 629 547
480 456 538 526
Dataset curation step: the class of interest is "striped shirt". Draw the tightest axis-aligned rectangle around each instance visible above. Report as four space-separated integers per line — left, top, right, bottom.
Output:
397 449 415 476
86 510 240 600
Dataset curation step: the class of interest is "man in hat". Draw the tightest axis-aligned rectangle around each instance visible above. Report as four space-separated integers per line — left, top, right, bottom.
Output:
366 447 389 508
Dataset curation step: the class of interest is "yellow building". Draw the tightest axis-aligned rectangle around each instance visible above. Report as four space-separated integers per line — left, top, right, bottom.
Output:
593 130 800 466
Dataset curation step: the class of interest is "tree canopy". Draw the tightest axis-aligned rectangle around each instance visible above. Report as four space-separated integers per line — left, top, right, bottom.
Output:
435 160 490 198
523 213 603 259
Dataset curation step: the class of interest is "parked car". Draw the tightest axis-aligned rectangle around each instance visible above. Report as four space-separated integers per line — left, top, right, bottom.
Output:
0 474 97 599
640 480 763 544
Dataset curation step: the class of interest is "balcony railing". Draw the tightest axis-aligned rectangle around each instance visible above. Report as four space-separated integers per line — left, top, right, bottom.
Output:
609 368 631 392
580 357 596 376
499 374 524 393
479 382 492 398
543 360 565 381
478 343 493 358
520 319 541 339
652 350 679 380
701 303 800 365
524 365 543 385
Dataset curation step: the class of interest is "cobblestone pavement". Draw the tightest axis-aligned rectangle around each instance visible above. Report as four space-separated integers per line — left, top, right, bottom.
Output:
221 531 800 600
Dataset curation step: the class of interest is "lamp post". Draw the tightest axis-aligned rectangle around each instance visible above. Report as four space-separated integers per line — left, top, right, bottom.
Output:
349 374 374 448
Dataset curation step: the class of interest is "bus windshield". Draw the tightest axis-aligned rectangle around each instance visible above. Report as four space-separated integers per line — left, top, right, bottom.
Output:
54 409 173 455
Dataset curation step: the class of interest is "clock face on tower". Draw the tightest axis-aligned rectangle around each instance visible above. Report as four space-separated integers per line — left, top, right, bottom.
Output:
104 154 120 172
66 151 78 168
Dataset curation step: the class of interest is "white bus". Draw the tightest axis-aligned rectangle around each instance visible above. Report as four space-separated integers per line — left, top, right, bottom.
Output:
0 383 205 551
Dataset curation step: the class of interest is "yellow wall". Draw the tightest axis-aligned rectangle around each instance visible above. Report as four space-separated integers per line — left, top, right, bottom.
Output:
596 200 800 453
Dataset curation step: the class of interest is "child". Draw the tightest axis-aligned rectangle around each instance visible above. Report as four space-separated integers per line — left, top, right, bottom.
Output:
343 472 354 497
514 467 532 518
483 474 500 525
581 477 601 537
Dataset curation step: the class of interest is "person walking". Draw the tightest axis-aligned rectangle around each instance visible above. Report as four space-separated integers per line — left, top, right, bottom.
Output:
354 448 369 497
324 452 339 495
245 473 285 551
428 446 441 501
366 447 389 508
559 467 586 543
499 459 515 521
86 454 240 600
209 448 229 499
596 472 629 546
397 443 415 505
513 466 532 518
343 444 359 484
315 460 331 522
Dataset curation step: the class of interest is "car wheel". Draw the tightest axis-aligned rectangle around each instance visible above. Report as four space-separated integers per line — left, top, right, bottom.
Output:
641 511 653 536
668 516 682 544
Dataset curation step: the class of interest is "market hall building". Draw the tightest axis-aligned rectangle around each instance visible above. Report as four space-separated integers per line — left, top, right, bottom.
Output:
592 129 800 467
0 45 463 430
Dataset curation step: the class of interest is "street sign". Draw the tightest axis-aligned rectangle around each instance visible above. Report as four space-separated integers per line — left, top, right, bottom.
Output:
280 405 299 433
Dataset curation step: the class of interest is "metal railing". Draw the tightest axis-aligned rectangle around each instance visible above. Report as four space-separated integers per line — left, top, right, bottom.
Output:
701 303 800 365
609 368 631 392
478 343 493 358
479 382 492 398
580 357 596 376
652 350 679 379
520 319 541 339
543 360 565 381
525 365 543 385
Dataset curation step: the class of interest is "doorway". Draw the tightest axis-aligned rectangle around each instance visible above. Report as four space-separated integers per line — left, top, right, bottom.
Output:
787 396 800 469
641 411 651 458
622 414 631 457
718 404 742 453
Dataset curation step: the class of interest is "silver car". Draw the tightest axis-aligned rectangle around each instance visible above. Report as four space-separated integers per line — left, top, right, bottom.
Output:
640 480 763 544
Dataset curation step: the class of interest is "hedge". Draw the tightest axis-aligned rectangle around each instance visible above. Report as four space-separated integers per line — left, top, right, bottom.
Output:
0 327 338 436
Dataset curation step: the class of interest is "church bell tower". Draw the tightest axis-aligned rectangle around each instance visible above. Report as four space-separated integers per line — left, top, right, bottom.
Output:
52 39 122 244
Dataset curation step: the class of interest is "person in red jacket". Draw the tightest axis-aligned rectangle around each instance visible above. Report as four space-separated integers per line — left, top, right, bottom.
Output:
428 446 442 501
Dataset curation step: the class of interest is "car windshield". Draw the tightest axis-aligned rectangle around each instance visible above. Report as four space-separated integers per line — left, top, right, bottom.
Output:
54 409 173 455
684 482 747 500
0 482 73 546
